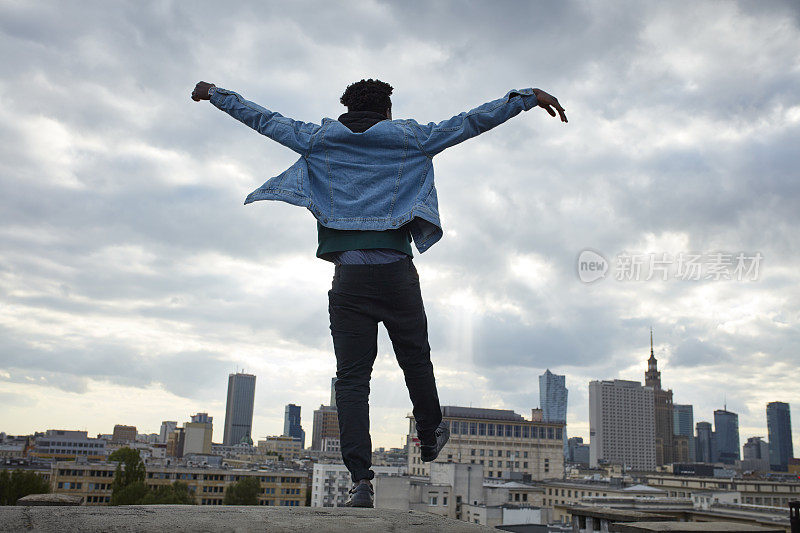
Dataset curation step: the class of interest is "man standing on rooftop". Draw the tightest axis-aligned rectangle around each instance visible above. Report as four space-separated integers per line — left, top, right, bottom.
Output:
192 78 567 507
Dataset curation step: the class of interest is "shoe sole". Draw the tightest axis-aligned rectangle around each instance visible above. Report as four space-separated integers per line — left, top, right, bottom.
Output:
345 501 374 508
345 495 374 508
420 428 450 462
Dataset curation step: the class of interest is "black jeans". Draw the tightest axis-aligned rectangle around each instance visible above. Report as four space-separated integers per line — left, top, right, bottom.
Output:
328 256 442 482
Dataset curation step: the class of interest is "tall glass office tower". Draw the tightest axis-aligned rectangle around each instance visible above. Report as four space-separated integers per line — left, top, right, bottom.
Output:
223 372 256 446
540 369 568 456
767 401 793 472
714 409 740 465
283 403 306 449
539 369 567 422
673 404 695 461
695 421 714 463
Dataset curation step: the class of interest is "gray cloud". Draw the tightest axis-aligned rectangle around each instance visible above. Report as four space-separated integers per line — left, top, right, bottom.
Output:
0 0 798 447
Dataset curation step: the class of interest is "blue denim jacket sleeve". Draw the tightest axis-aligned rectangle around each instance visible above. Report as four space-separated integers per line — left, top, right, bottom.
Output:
409 89 539 156
209 87 322 155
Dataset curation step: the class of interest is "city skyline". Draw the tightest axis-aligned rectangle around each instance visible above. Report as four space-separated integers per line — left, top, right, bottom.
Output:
1 361 796 454
1 1 799 453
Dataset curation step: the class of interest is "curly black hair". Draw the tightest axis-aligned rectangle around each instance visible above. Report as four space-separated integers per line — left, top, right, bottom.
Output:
340 79 393 115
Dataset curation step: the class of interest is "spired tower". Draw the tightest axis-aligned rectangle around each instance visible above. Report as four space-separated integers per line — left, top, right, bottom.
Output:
646 329 675 466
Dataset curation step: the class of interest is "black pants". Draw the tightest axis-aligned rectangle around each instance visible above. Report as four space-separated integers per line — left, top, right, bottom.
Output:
328 256 442 482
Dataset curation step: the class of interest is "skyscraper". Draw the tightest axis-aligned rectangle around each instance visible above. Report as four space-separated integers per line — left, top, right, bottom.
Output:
283 403 306 449
191 412 213 424
645 330 674 466
184 413 213 455
673 404 695 462
223 372 256 446
312 405 339 451
767 401 793 472
540 369 568 456
743 436 769 460
540 369 568 422
695 421 714 463
330 377 338 409
159 421 177 444
714 409 740 465
589 379 656 471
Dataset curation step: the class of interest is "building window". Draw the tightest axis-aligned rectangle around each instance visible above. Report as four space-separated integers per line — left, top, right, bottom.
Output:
514 426 521 438
443 496 448 505
488 424 495 436
429 496 438 506
478 423 486 436
547 427 554 439
505 425 513 437
470 423 477 435
556 427 563 439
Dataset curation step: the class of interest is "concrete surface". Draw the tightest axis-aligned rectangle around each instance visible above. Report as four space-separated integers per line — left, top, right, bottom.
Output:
610 521 785 532
16 493 84 506
0 505 496 532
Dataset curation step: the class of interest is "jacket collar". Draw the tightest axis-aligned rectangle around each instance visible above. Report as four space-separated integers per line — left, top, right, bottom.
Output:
337 110 388 133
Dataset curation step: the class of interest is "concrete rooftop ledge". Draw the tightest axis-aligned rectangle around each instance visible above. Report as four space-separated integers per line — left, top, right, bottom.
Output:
0 505 496 533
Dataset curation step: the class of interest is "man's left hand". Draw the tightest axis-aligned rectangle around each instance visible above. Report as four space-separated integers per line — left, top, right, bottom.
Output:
532 88 567 123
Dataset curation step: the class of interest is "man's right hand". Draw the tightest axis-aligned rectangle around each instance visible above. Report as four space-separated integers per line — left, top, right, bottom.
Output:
532 88 567 123
191 81 215 101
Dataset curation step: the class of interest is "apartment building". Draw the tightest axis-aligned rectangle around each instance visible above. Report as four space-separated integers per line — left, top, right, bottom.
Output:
643 473 800 508
49 461 307 506
310 463 405 507
257 435 303 461
543 479 667 524
406 406 565 480
31 430 106 461
589 380 656 471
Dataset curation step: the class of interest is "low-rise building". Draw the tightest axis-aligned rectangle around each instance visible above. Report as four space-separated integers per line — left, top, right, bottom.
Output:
406 406 565 480
321 437 340 453
0 442 26 458
258 436 303 461
544 479 667 525
310 463 404 507
643 473 800 508
31 430 106 461
183 422 213 455
49 461 307 506
111 425 137 443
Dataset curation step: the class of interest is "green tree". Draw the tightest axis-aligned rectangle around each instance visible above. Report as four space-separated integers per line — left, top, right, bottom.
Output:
142 481 195 505
223 477 260 505
0 469 50 505
0 470 9 505
108 447 147 505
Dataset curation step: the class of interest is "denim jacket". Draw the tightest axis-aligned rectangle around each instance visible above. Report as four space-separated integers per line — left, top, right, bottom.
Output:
209 87 538 253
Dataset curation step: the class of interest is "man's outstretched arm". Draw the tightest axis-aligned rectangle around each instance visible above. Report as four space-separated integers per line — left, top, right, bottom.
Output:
410 87 567 157
191 81 322 156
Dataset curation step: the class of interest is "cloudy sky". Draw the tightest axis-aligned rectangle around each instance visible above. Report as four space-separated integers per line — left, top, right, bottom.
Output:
1 1 798 454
